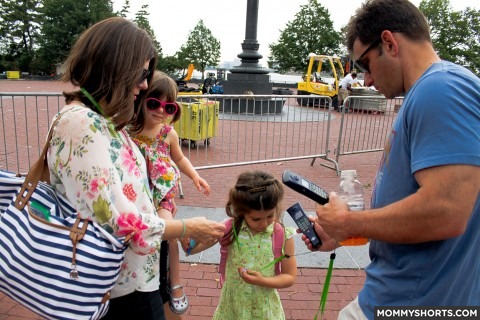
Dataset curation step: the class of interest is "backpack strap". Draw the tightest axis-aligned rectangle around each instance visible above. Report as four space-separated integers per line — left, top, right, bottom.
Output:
218 219 233 288
272 222 286 275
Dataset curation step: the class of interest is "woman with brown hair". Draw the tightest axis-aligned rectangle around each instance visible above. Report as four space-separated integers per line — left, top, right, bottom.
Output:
47 17 224 319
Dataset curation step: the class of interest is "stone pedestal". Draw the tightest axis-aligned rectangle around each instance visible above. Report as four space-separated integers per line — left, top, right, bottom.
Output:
223 73 272 95
220 97 285 114
220 0 284 114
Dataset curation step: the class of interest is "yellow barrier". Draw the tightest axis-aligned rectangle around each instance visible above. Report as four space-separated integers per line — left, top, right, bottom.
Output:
174 99 219 148
6 71 20 79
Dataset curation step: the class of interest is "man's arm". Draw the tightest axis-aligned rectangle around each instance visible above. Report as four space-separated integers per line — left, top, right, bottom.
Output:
316 164 479 243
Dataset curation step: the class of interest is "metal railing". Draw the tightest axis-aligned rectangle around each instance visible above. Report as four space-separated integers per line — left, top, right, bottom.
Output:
176 94 337 171
334 95 402 164
0 92 403 174
0 93 63 172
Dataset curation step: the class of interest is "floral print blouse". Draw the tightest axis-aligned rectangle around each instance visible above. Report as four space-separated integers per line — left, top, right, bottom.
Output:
47 104 165 298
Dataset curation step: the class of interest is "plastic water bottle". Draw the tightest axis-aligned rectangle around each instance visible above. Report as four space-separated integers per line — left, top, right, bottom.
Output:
338 170 369 246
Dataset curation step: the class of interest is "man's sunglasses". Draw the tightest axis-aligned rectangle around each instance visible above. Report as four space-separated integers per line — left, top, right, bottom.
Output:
354 31 402 74
146 98 179 115
139 69 151 84
354 38 382 74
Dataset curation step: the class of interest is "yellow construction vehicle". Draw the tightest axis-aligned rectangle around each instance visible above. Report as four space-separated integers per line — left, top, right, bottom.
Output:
297 54 344 108
177 64 202 95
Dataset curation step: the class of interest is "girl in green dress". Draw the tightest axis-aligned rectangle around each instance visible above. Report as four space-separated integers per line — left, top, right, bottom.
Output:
187 170 297 319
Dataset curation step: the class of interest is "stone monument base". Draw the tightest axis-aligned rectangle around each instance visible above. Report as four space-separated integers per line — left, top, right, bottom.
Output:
223 73 272 95
220 97 285 114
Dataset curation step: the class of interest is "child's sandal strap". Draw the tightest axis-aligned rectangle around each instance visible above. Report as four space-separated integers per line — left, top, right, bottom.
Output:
170 284 183 291
169 284 188 314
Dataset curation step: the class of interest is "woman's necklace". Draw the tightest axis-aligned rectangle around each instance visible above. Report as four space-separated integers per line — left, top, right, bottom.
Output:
80 87 105 115
80 87 140 166
80 87 120 138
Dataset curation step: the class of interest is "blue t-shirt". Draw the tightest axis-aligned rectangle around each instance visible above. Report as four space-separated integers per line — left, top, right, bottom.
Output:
359 61 480 319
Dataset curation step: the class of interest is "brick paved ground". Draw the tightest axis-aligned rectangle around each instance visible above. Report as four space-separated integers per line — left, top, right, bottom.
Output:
0 80 380 319
0 265 365 320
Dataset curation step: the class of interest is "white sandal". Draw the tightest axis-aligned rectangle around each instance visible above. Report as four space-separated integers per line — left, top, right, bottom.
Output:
169 284 189 314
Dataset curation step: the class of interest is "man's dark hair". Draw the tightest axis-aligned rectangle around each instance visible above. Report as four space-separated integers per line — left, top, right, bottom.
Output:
345 0 431 52
351 72 357 78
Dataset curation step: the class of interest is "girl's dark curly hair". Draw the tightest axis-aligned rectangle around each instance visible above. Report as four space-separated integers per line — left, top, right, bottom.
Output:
223 170 285 246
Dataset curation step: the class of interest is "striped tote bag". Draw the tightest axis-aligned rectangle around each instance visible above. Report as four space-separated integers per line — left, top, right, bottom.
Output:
0 114 131 319
0 170 130 320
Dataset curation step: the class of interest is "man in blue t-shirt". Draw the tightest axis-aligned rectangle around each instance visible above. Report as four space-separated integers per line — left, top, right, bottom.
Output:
300 1 480 319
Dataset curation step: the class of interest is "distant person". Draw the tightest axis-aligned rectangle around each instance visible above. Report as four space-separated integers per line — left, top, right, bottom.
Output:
186 170 297 320
202 73 216 94
129 71 211 315
301 1 480 319
49 17 225 320
338 72 360 106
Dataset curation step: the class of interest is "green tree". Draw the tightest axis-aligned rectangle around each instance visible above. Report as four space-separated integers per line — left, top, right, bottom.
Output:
156 54 183 78
420 0 480 75
268 0 341 73
460 7 480 75
36 0 115 74
117 0 130 18
0 0 42 72
178 20 220 79
134 4 162 57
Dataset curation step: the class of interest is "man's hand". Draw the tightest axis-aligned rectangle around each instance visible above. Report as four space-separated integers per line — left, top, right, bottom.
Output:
298 215 338 252
314 192 351 242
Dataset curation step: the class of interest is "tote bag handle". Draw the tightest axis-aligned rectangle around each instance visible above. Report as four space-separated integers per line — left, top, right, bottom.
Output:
14 113 63 210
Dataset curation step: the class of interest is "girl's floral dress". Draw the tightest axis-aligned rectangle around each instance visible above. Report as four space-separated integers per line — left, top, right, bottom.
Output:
213 219 295 320
131 125 180 213
47 104 165 298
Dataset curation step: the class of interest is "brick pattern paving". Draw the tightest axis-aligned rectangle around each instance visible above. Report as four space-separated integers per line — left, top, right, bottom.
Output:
0 263 365 320
181 263 366 320
0 81 379 319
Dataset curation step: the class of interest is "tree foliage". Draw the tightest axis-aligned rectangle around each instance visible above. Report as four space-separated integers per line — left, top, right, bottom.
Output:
116 1 164 70
134 3 162 57
156 49 194 80
117 0 129 18
420 0 480 75
0 0 42 71
268 0 342 73
177 20 220 79
1 0 478 77
35 0 115 74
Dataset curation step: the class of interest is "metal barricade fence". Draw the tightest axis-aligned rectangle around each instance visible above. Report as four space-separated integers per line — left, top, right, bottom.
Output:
0 93 63 172
333 95 404 165
176 94 337 171
0 93 339 173
0 92 402 174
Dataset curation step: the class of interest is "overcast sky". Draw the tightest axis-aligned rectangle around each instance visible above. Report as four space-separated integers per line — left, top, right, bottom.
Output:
112 0 479 65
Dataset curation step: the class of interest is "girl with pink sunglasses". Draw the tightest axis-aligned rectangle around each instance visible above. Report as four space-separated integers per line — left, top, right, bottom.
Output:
129 71 211 315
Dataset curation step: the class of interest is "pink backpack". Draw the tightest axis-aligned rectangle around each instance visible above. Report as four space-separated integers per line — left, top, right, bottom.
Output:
218 219 285 287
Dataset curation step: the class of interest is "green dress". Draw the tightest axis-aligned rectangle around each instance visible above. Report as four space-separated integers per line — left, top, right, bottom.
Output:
213 220 295 320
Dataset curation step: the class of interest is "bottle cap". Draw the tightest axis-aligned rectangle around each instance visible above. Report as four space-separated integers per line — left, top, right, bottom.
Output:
341 169 357 178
